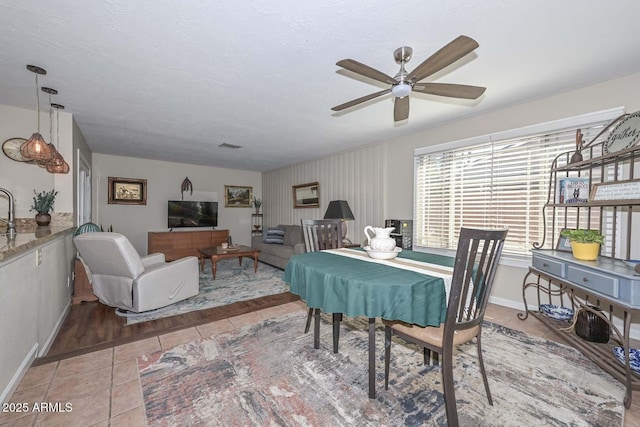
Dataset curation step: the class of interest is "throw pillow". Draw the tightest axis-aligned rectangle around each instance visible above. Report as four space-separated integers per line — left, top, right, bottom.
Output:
263 227 285 244
283 225 303 247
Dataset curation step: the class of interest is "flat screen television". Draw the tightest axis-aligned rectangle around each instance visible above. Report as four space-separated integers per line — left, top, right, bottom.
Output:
168 200 218 228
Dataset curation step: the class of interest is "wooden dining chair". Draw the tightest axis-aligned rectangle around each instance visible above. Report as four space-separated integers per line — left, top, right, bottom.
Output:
301 218 344 252
301 219 344 352
383 227 508 427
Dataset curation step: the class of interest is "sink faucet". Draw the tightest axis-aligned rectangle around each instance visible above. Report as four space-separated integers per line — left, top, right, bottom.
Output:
0 187 17 239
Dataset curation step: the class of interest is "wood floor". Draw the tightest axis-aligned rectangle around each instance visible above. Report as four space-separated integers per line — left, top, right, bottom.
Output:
37 292 300 366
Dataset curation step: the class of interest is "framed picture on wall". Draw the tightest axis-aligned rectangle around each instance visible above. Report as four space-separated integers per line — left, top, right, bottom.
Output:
293 182 319 208
108 177 147 205
224 185 253 207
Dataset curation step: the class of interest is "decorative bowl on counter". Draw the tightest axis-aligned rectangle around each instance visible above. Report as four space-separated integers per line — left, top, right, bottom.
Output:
363 246 402 260
612 347 640 374
539 304 574 321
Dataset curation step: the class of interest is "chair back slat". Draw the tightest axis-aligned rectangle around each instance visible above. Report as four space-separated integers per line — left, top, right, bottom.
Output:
301 219 344 252
446 227 508 341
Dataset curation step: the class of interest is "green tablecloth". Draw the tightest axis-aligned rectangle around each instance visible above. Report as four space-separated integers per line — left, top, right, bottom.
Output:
283 250 453 327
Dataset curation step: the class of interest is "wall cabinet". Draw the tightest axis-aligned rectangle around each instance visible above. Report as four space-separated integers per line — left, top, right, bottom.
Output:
520 113 640 408
148 230 230 261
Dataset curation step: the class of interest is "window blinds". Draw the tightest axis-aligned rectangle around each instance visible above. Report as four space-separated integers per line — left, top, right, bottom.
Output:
413 110 623 256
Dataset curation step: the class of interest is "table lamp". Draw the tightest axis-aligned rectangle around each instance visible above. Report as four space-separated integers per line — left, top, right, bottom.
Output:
324 200 355 244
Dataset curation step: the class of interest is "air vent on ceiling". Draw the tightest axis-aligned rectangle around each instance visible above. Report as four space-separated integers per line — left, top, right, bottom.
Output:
219 143 242 149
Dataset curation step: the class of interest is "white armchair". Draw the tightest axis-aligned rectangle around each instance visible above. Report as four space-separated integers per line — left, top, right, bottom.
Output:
73 232 199 313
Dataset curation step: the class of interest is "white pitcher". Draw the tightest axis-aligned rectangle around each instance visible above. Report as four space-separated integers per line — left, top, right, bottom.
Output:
364 226 396 252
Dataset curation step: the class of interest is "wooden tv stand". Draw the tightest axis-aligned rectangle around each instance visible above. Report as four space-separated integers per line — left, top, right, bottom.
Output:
148 229 229 261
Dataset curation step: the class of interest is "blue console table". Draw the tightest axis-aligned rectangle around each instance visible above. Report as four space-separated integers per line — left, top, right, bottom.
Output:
520 251 640 409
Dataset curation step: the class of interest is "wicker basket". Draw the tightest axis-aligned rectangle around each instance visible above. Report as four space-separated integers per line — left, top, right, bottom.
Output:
575 305 610 343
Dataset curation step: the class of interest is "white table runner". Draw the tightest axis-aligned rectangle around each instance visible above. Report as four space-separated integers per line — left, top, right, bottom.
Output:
322 248 454 299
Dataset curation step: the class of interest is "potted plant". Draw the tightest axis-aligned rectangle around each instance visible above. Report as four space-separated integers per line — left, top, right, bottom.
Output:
560 229 605 261
253 197 262 214
30 189 58 226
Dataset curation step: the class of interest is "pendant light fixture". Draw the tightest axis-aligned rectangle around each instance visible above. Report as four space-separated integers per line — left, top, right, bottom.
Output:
47 103 69 174
20 65 54 162
41 86 61 165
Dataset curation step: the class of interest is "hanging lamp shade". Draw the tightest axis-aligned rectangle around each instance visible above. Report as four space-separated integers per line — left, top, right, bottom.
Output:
47 102 69 174
41 142 59 164
39 87 60 167
21 65 54 162
46 150 70 174
21 132 54 162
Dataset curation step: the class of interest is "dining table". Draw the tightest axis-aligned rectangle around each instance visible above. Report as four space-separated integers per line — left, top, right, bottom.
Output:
283 247 456 398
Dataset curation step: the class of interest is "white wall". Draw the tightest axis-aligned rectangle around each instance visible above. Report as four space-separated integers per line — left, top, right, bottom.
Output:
72 118 92 223
0 103 74 217
92 154 262 254
262 143 386 245
262 71 640 307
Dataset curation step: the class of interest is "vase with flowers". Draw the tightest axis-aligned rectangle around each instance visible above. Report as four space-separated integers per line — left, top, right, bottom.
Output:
30 189 58 226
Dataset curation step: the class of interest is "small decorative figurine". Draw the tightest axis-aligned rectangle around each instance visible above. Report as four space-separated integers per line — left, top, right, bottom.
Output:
570 129 584 164
181 177 193 200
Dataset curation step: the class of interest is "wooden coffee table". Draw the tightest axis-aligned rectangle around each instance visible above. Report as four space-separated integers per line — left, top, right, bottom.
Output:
198 245 260 279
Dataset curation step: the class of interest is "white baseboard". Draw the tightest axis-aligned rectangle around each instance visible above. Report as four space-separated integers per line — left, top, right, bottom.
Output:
488 295 525 311
1 343 38 404
1 301 70 404
39 301 71 357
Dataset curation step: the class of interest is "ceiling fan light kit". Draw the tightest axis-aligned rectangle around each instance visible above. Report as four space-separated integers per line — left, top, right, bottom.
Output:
391 46 412 98
332 35 486 122
391 83 411 98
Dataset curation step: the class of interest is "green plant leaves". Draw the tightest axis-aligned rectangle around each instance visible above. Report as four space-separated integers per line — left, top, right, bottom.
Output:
560 229 604 244
30 189 58 213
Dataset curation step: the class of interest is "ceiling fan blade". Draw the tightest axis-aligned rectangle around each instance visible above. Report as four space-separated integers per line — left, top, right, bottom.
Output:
412 83 486 99
336 59 397 84
393 96 410 122
331 89 391 111
406 35 479 83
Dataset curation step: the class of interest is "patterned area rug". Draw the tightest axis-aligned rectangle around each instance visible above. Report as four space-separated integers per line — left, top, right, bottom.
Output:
138 312 624 426
126 260 288 324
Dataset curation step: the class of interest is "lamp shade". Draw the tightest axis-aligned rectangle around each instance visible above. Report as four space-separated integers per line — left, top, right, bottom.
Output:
46 148 70 174
21 132 54 161
324 200 354 220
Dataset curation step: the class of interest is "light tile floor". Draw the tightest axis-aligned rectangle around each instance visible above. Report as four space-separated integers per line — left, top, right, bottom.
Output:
1 302 638 426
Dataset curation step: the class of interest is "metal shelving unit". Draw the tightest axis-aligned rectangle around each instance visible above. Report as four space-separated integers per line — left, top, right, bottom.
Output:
520 113 640 408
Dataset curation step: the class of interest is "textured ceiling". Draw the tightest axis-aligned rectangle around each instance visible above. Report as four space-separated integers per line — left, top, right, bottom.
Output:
1 1 640 172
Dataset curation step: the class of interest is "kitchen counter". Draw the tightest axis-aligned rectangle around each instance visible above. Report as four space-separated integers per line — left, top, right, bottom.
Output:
0 226 75 262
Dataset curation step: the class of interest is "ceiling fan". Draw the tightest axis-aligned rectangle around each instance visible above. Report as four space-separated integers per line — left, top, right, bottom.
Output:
331 35 486 122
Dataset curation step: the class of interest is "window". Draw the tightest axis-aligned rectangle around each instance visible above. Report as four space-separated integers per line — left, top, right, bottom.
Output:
413 108 624 256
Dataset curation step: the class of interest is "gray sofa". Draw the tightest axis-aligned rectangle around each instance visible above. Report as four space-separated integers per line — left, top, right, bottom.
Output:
251 224 306 269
